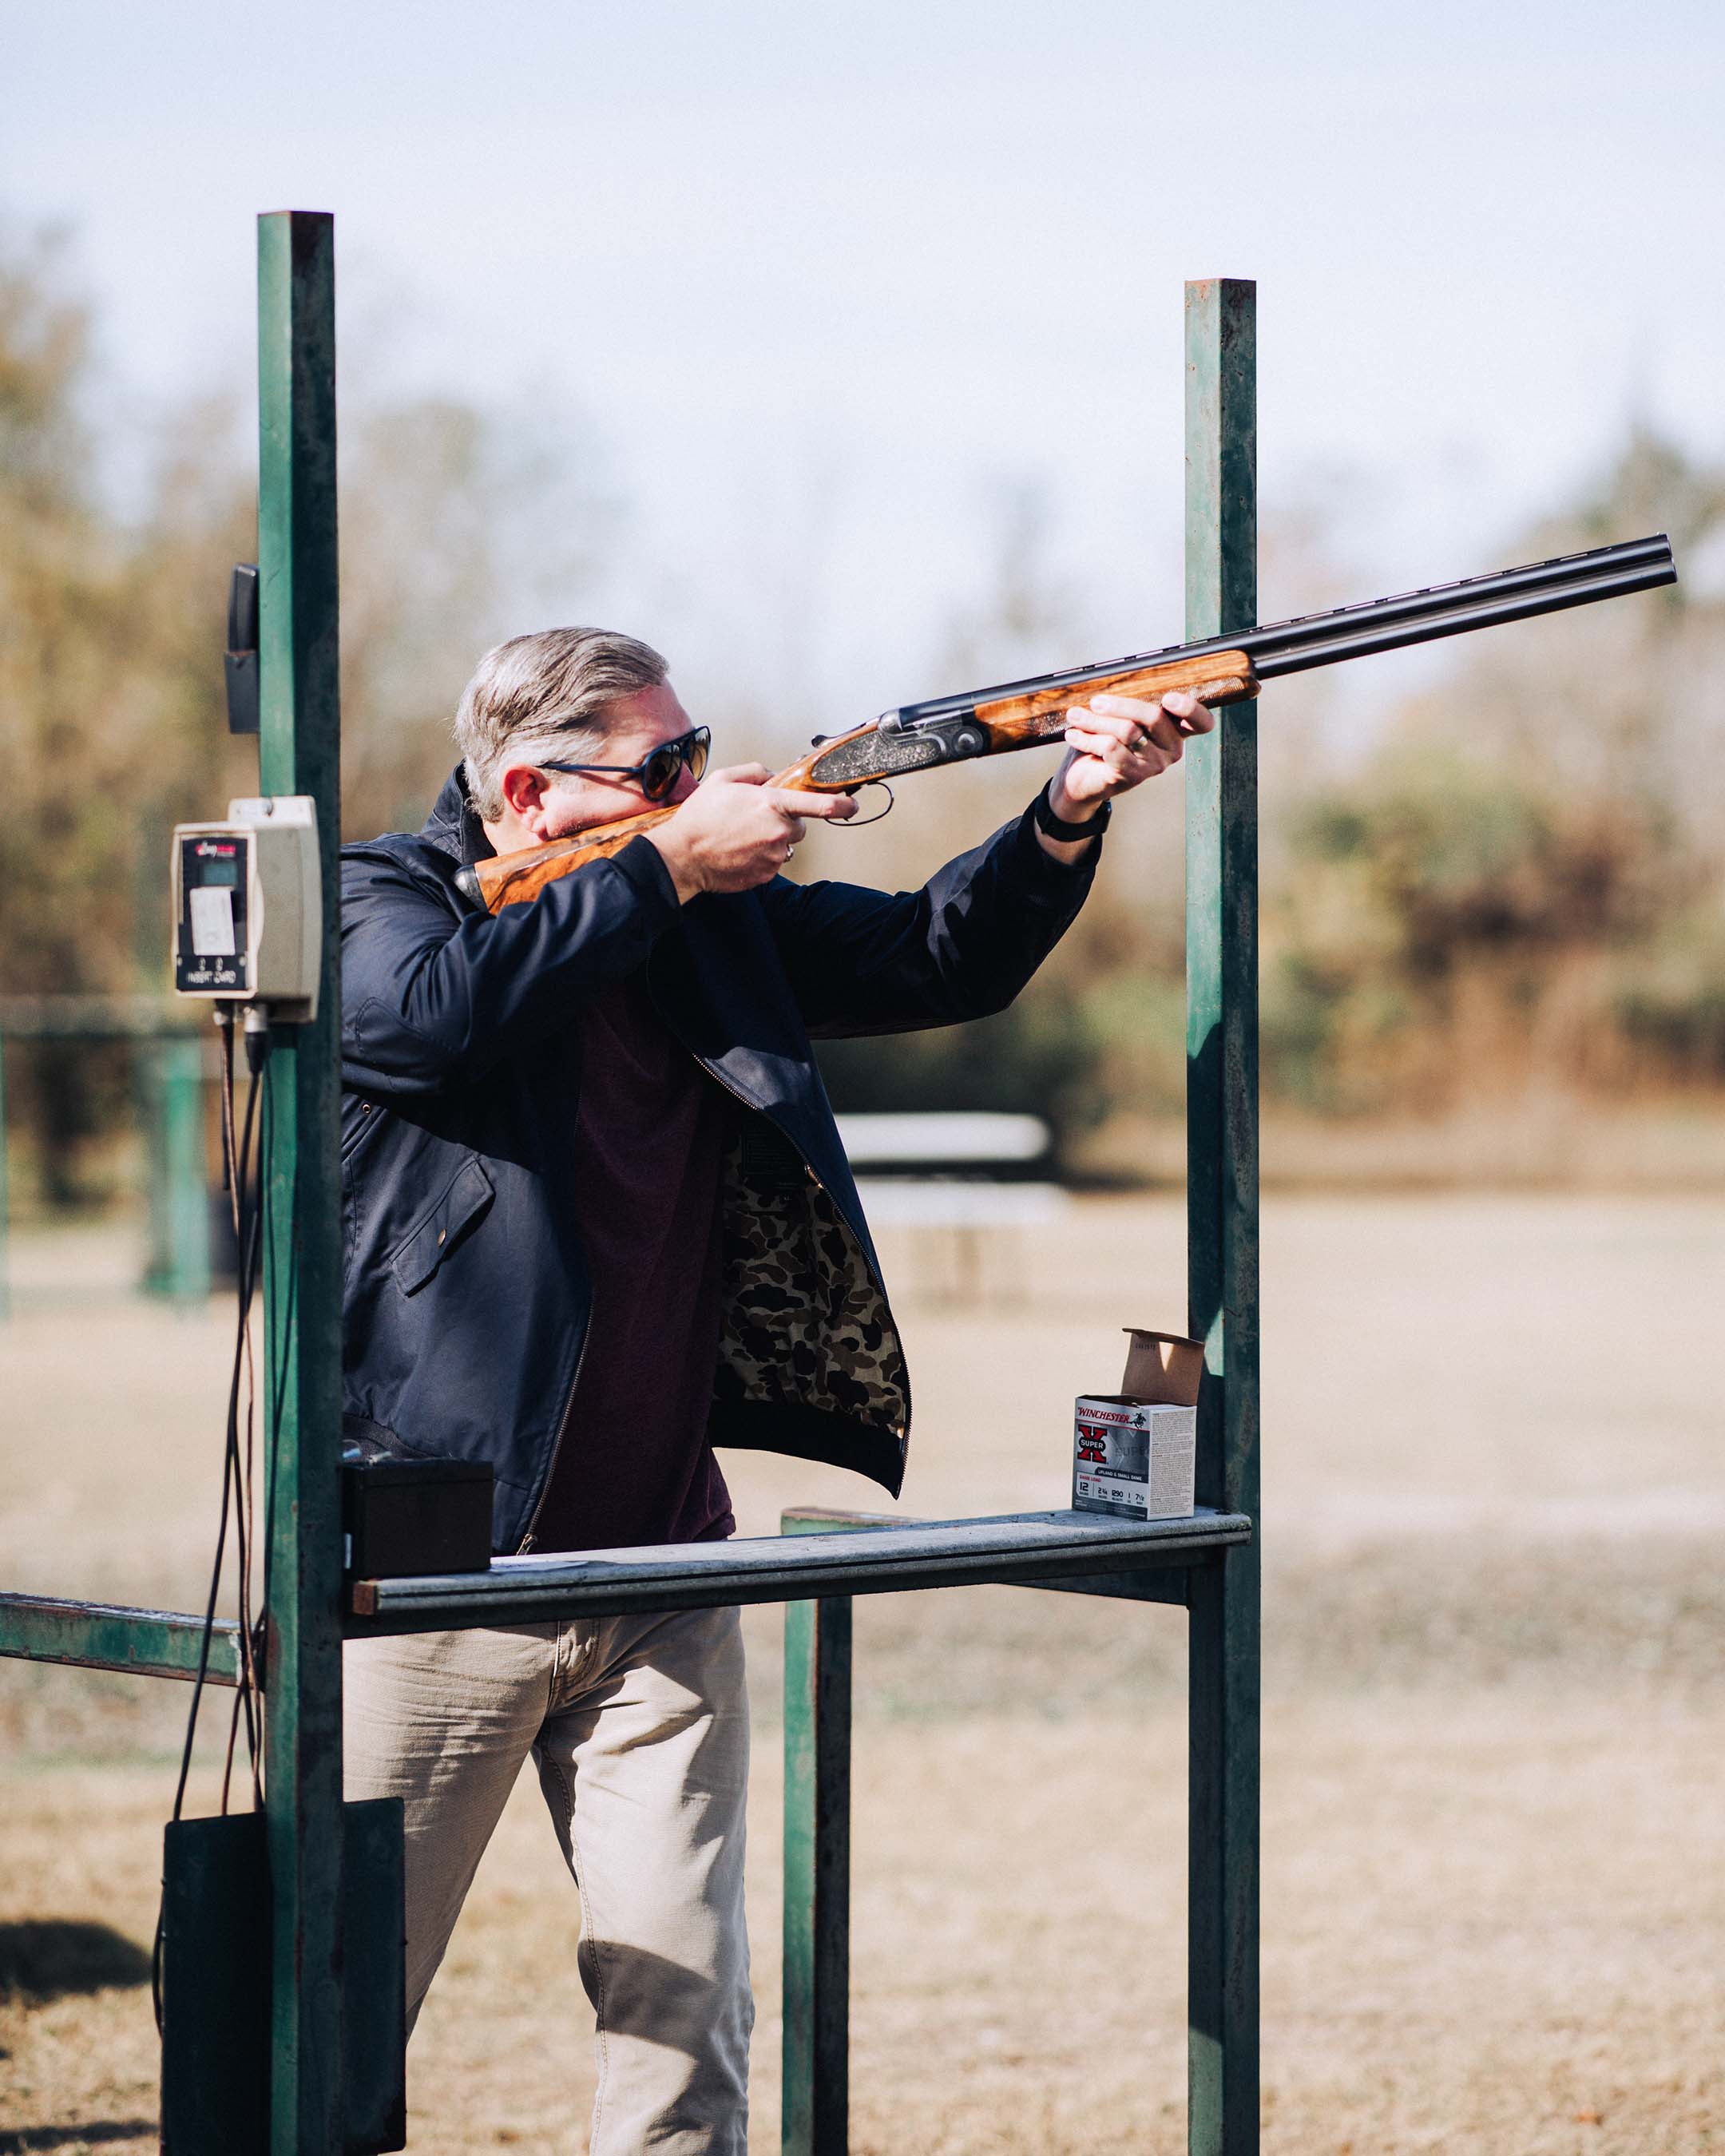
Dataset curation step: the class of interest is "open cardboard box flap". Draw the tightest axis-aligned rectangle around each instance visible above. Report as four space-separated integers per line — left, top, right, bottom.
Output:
1119 1328 1205 1408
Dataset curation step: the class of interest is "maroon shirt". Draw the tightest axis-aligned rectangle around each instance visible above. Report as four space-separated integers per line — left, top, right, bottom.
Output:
529 977 736 1554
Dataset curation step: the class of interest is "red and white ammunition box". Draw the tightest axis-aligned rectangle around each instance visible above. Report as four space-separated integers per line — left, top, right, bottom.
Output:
1071 1330 1204 1520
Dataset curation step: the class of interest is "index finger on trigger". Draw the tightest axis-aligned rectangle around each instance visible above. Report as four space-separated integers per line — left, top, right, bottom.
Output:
767 786 859 820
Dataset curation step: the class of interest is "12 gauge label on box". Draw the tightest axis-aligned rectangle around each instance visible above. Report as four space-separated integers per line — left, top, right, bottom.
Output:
1071 1397 1196 1520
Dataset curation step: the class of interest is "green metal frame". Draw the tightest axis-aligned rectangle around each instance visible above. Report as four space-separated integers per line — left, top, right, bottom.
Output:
255 207 348 2156
0 239 1263 2154
0 1591 241 1686
142 1035 213 1302
1184 275 1261 2156
783 1587 853 2156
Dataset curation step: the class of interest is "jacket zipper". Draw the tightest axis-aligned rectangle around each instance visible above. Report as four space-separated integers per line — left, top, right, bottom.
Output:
517 1276 593 1556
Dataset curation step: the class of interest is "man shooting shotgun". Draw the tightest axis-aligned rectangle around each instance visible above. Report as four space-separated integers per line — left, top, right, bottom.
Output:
337 529 1671 2154
338 620 1186 2154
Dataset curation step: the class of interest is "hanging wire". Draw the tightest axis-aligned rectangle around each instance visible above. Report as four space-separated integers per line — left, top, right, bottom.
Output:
259 1052 291 1624
220 1018 265 1815
153 1012 267 2039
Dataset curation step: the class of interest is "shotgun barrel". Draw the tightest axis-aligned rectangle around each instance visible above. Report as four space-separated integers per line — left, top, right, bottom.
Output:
882 533 1676 730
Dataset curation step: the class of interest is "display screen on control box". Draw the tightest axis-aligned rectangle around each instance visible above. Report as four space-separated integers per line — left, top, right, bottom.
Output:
176 834 250 994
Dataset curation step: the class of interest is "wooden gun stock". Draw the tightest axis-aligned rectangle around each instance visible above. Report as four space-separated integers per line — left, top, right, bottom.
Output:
458 799 684 913
458 648 1258 914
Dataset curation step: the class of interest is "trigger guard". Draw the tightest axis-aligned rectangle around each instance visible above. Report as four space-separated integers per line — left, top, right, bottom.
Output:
837 780 894 828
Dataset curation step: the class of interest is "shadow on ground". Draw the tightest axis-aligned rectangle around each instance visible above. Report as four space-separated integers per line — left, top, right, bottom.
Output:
0 2126 154 2154
0 1922 151 2004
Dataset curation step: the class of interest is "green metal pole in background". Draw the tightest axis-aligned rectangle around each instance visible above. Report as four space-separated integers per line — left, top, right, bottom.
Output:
257 208 347 2156
0 1028 10 1321
782 1592 853 2156
1183 276 1261 2156
146 1036 212 1304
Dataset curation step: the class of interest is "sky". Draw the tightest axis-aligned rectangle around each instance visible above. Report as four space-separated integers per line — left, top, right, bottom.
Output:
4 0 1723 728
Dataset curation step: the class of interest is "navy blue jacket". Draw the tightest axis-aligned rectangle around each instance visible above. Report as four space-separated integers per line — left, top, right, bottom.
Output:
339 767 1098 1552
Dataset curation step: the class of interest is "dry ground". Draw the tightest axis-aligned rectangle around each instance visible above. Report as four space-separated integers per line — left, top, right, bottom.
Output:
2 1195 1722 2153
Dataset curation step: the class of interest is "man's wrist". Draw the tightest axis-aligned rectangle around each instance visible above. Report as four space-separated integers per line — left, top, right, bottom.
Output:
643 827 701 905
1033 781 1111 844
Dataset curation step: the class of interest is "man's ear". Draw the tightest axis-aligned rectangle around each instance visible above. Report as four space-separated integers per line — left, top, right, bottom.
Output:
498 762 550 832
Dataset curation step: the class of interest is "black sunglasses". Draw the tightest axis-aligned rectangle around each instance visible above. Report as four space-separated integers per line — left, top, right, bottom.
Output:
538 725 711 804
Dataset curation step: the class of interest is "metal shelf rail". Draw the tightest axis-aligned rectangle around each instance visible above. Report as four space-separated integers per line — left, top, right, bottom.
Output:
0 226 1262 2156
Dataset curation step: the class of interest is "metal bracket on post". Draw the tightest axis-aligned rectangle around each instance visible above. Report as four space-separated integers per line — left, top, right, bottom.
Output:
1183 276 1262 2156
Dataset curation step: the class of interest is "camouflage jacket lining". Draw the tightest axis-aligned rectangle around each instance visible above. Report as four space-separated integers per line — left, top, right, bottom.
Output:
710 1117 910 1481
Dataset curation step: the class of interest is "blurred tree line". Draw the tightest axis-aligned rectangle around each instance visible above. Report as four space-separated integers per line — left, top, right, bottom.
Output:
5 224 1725 1201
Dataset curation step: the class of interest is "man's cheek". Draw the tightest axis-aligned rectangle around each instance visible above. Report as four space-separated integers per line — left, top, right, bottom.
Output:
547 795 602 839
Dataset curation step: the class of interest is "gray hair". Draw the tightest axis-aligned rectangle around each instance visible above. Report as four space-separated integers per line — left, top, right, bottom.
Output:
454 626 669 820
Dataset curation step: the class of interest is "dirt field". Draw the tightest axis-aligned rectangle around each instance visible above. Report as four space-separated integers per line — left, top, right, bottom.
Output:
2 1195 1723 2153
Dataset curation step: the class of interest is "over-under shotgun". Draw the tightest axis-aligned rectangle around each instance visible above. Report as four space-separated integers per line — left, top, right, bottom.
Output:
458 533 1677 914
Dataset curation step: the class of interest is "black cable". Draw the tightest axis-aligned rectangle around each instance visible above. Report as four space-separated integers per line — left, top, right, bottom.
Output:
172 1053 261 1821
153 1024 266 2039
216 1007 248 1811
220 1048 267 1813
259 1053 295 1631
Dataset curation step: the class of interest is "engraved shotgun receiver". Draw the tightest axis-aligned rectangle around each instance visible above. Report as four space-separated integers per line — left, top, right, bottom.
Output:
455 533 1676 914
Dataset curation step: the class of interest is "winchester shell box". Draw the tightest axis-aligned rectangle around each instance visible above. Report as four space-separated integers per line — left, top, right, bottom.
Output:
1072 1397 1196 1519
1070 1328 1204 1520
341 1456 494 1580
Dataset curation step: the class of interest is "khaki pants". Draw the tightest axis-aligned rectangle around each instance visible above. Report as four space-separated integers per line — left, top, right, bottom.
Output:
343 1604 752 2156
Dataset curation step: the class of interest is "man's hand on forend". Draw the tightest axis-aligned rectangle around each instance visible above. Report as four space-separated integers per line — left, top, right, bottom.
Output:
646 765 859 903
1054 689 1215 814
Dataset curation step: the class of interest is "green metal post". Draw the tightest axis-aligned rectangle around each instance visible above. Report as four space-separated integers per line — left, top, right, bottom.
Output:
149 1036 212 1304
139 1044 166 1295
782 1595 852 2156
1183 276 1261 2156
257 208 346 2156
0 1028 9 1320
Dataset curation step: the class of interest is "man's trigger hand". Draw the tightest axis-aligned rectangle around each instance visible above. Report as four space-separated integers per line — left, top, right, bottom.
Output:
645 766 857 903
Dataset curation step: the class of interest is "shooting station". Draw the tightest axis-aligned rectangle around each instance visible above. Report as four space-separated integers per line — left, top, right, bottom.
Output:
0 214 1679 2156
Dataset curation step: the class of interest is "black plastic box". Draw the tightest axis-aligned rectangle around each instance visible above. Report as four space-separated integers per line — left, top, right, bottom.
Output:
341 1455 494 1579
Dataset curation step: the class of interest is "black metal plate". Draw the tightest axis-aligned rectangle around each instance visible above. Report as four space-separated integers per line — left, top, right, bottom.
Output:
159 1801 406 2155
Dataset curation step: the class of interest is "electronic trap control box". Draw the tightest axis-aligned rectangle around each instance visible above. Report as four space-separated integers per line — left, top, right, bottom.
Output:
171 797 321 1021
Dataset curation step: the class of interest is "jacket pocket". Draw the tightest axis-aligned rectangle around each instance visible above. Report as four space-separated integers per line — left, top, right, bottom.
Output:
387 1155 495 1296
